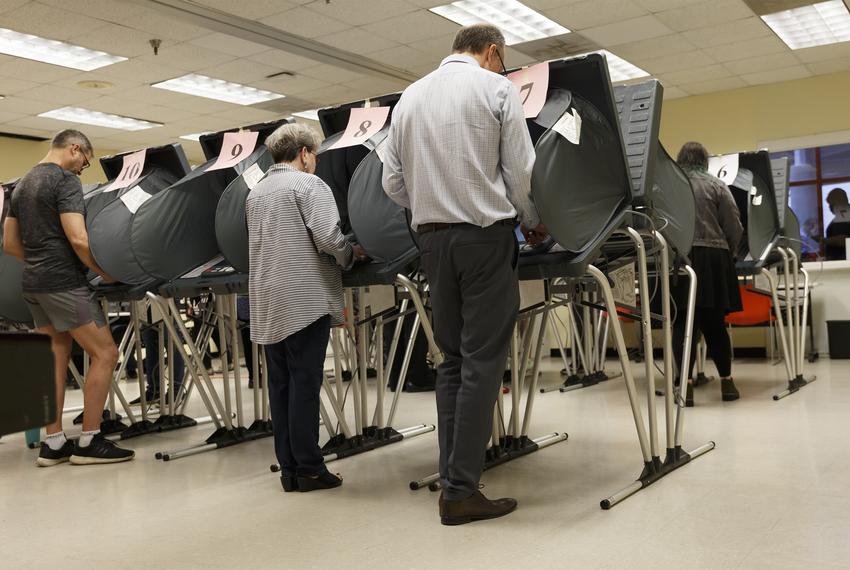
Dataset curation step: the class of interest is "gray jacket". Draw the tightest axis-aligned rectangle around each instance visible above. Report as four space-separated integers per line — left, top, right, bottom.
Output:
688 169 743 253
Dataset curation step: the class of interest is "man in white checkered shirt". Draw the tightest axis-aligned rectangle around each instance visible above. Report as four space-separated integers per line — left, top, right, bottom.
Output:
383 23 547 526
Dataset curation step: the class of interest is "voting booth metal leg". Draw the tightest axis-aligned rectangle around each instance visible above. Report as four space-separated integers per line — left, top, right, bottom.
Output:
153 318 198 433
588 264 714 509
119 301 159 439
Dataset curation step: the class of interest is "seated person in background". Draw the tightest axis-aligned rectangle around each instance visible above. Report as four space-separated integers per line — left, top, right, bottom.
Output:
825 188 850 261
246 123 366 493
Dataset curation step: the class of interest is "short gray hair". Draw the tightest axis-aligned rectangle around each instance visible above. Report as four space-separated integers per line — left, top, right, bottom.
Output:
266 123 321 163
52 129 93 155
452 24 505 55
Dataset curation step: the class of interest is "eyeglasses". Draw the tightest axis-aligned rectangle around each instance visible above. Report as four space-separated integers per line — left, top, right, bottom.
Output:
495 48 507 76
75 145 90 171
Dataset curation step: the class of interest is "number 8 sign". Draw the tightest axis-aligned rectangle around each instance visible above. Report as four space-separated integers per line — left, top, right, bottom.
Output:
329 106 390 151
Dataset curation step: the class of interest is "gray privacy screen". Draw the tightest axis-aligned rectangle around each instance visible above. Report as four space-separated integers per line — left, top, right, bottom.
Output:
783 206 802 259
347 129 417 264
133 147 273 280
0 182 31 324
316 131 370 236
531 91 629 253
650 143 695 256
740 152 780 260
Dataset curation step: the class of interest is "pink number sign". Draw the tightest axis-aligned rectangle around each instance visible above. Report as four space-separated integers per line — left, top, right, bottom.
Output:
329 106 390 150
104 149 146 193
207 131 259 172
508 62 549 119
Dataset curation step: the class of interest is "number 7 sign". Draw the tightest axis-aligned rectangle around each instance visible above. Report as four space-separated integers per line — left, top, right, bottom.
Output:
508 62 549 119
103 149 146 193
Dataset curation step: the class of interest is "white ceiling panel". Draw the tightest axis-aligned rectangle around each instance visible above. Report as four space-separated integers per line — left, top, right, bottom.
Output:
0 58 80 83
0 0 29 15
613 33 697 60
188 33 271 58
15 84 102 106
0 95 56 115
253 74 332 96
307 0 420 27
678 76 748 95
40 0 148 25
317 28 401 55
705 36 788 63
363 10 461 43
543 0 647 30
299 63 370 85
245 49 322 71
724 51 801 75
0 76 41 95
198 58 283 85
682 17 771 49
66 23 175 59
633 0 705 10
264 6 352 38
661 85 690 99
0 2 106 40
794 41 850 64
638 50 716 73
0 110 27 123
806 58 850 75
655 0 753 32
135 43 236 72
117 9 212 42
742 65 811 86
656 63 732 86
189 0 295 19
365 45 440 72
94 59 188 84
580 15 674 46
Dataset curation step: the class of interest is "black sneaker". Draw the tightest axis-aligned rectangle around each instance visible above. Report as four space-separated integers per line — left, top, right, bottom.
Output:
70 435 135 465
36 440 75 467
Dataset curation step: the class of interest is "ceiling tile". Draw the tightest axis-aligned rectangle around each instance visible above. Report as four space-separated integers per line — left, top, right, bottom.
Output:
613 33 696 60
678 76 748 94
0 0 29 15
543 0 647 30
656 63 732 85
724 51 800 75
504 47 538 67
638 49 716 73
580 15 674 46
14 84 99 106
198 58 283 85
95 59 188 84
38 0 149 25
661 85 690 99
161 95 236 115
307 0 420 26
316 28 401 55
794 42 850 64
264 6 352 38
253 74 332 96
0 95 56 115
806 58 850 75
363 10 461 43
188 33 270 58
655 0 754 32
0 110 27 123
365 45 440 73
514 0 586 10
67 23 175 59
189 0 295 19
704 35 788 63
245 49 322 71
633 0 706 10
135 43 236 72
0 2 106 40
682 17 770 48
406 33 455 55
0 76 42 95
119 10 212 42
299 63 369 84
742 65 811 86
300 84 366 106
0 59 80 84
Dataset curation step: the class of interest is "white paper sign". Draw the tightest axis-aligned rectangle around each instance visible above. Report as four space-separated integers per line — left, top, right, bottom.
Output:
610 263 636 306
552 108 581 145
104 149 146 193
708 153 739 186
119 185 151 214
507 62 549 119
241 162 265 190
752 194 763 206
329 106 390 150
208 131 259 172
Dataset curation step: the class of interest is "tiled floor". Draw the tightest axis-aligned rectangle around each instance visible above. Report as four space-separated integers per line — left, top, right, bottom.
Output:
1 356 848 569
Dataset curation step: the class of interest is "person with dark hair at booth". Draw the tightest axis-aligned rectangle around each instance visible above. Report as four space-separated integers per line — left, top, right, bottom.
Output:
824 187 850 260
247 123 367 493
674 141 744 406
383 23 546 525
3 129 134 465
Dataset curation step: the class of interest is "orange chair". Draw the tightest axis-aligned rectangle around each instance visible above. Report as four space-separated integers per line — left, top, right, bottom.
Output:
726 285 775 326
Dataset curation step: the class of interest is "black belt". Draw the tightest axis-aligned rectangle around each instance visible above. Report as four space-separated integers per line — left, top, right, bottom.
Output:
418 219 514 233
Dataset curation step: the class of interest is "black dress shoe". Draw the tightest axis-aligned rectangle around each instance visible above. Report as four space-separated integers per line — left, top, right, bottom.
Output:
721 378 740 401
297 471 342 492
686 383 694 407
280 474 298 492
439 490 517 526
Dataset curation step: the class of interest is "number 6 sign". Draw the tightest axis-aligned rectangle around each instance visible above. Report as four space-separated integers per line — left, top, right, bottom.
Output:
508 62 549 119
103 149 147 193
329 106 390 150
208 131 259 172
707 153 740 186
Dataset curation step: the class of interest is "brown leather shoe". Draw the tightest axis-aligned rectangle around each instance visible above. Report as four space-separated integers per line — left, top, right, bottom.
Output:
439 490 517 526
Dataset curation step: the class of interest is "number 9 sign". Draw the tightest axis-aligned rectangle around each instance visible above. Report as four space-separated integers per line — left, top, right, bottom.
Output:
208 131 259 172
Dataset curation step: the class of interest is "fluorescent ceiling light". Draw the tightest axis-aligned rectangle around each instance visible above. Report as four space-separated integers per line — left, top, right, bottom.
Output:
0 27 126 70
574 50 649 82
762 0 850 50
152 73 285 106
291 109 319 121
179 133 207 141
38 107 162 131
430 0 570 45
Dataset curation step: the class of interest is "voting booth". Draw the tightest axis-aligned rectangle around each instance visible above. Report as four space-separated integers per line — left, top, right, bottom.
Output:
88 145 191 285
0 180 32 325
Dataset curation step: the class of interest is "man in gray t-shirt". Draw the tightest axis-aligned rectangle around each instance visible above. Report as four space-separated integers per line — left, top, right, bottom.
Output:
3 129 133 466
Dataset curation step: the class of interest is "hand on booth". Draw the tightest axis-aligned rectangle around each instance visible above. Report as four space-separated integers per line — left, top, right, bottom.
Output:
352 244 370 262
522 223 549 246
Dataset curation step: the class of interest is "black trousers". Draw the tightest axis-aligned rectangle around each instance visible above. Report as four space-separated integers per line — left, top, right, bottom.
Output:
264 315 331 477
673 306 733 380
418 223 519 500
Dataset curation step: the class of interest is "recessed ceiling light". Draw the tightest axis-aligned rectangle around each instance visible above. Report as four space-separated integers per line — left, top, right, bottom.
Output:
291 109 319 121
77 80 115 90
430 0 570 46
38 107 162 131
574 50 650 82
0 27 126 70
762 0 850 50
152 73 285 106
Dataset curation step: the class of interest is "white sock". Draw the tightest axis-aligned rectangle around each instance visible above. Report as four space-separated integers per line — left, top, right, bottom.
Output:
45 432 67 451
78 430 100 448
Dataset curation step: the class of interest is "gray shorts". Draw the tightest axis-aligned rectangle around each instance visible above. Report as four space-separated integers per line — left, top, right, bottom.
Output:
23 287 107 332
